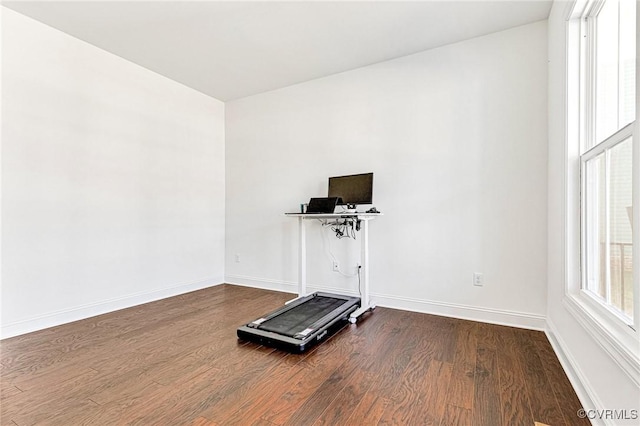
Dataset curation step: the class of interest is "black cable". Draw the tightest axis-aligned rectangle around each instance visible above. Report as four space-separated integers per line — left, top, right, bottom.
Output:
326 218 360 240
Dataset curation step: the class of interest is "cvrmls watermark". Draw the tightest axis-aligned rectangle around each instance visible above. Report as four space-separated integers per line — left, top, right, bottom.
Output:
577 408 639 420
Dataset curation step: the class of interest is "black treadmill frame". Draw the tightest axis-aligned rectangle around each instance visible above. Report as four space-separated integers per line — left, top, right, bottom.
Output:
237 292 360 353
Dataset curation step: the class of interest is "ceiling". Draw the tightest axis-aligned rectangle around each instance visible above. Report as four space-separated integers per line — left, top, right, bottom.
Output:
2 1 552 101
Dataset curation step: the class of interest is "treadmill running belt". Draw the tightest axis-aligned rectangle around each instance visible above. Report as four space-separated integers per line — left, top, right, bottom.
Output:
257 296 346 337
238 292 361 353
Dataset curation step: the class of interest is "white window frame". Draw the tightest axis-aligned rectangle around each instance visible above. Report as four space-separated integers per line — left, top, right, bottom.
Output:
564 0 640 384
580 124 634 322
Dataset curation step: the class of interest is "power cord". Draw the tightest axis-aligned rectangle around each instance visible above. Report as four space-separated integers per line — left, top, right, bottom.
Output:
329 219 357 240
321 223 360 278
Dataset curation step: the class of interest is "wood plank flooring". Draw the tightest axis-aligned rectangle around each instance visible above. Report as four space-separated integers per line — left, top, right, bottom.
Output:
0 284 589 425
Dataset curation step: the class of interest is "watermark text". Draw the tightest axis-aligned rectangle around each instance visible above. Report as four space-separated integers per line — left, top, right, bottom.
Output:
577 409 639 420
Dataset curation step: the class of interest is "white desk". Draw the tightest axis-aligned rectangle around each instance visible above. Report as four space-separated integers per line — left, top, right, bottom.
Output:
285 212 381 322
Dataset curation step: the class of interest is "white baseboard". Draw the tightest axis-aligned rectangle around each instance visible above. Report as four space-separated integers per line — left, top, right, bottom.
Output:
225 274 298 294
1 276 224 339
545 319 603 425
373 292 547 330
224 274 546 330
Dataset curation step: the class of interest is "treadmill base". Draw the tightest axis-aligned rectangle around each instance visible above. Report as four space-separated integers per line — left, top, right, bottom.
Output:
237 292 360 353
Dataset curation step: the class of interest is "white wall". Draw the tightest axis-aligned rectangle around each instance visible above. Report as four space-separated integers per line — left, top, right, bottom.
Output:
1 8 226 338
546 2 640 423
225 21 548 329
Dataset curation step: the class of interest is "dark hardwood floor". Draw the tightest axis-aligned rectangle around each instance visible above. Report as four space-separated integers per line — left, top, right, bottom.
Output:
0 284 589 425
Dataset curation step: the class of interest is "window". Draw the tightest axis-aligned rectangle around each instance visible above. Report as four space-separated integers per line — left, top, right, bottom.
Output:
576 0 637 327
582 133 634 320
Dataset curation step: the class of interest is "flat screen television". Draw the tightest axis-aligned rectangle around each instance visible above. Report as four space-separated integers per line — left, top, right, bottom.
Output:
328 172 373 207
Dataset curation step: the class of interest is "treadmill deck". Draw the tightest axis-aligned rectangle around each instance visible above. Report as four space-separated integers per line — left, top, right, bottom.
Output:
237 292 360 353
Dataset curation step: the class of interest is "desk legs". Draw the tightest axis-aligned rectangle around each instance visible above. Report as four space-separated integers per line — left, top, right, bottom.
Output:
298 216 307 297
289 215 375 319
286 216 307 304
349 218 375 322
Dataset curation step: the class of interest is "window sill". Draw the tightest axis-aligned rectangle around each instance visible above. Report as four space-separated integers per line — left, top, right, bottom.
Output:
564 292 640 387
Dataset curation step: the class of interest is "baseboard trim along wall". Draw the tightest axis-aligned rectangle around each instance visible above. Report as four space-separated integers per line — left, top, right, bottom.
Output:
373 292 547 331
545 320 604 426
225 274 547 331
0 276 224 339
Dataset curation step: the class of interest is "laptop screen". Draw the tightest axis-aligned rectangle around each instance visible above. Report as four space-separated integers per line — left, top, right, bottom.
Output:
306 197 339 213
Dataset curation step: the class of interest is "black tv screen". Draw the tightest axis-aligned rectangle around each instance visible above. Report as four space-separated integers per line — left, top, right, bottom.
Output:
328 172 373 206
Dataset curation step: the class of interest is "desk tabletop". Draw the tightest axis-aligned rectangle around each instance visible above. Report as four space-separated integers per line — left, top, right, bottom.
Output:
284 212 382 219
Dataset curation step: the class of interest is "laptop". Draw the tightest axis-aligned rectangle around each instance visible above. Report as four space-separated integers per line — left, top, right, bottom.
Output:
305 197 339 214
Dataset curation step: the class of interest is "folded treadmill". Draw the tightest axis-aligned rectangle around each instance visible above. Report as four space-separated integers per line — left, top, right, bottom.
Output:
237 292 360 353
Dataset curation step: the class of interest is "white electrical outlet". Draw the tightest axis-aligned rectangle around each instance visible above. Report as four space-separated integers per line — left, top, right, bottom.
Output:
235 254 240 263
473 272 483 286
332 261 339 272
